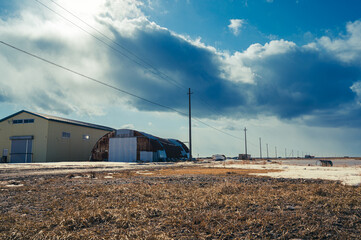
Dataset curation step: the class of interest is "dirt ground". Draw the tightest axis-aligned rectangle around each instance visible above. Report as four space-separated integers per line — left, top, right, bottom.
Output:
0 163 360 239
0 159 360 185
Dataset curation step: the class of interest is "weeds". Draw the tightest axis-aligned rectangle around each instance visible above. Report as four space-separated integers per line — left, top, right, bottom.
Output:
0 168 360 239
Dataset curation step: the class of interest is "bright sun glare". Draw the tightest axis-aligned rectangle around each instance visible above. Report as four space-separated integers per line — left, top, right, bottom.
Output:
56 0 104 20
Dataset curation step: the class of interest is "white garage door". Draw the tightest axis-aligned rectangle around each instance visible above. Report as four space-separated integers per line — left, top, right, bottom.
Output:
109 137 137 162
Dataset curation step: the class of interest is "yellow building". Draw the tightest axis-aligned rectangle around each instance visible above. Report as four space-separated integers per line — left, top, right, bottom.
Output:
0 110 114 163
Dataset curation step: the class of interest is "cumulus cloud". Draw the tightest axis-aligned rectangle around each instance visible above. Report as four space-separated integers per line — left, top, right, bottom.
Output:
312 20 361 63
243 44 360 120
1 0 361 128
103 16 361 127
218 37 361 126
0 0 122 116
228 19 245 36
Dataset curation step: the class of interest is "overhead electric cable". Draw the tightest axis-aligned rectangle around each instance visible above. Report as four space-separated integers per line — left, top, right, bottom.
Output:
35 0 187 91
193 93 223 117
37 0 233 118
0 40 185 115
0 40 242 142
191 117 243 140
35 0 244 141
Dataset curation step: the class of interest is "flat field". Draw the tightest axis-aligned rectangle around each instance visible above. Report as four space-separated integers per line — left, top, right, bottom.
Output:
0 165 360 239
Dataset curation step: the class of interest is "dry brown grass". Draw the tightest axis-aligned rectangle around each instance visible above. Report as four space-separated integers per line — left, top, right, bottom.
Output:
0 167 360 239
137 167 281 176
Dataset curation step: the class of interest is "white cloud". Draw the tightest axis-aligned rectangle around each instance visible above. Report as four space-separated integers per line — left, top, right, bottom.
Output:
350 81 361 105
2 1 361 157
228 19 245 36
220 39 296 83
0 1 119 116
2 0 361 131
242 40 296 59
97 0 145 20
120 123 135 129
220 51 255 83
313 20 361 63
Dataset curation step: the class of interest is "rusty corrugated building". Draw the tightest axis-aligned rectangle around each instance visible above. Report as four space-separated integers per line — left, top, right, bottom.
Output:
91 129 189 162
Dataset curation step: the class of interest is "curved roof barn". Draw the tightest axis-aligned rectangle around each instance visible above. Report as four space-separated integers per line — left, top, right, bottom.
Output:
91 129 189 162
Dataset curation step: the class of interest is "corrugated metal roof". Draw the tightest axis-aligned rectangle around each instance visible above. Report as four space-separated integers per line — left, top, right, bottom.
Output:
0 110 115 132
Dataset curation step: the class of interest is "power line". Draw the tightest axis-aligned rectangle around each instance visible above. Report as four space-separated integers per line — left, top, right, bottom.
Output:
35 0 187 91
193 93 223 116
35 0 246 143
48 0 187 90
6 0 311 156
0 40 186 116
36 0 233 119
0 40 243 142
192 117 243 141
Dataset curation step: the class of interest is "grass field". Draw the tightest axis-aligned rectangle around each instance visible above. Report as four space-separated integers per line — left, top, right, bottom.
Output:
1 167 360 239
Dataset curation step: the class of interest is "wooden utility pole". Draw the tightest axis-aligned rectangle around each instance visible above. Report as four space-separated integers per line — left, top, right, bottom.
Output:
188 88 193 161
275 146 277 158
244 127 248 156
259 137 262 159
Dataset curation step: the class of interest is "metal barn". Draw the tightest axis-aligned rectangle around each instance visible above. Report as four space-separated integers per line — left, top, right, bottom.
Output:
91 129 189 162
0 110 114 163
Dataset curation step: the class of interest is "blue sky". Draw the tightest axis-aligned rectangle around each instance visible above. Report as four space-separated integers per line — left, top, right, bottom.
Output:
1 0 361 157
145 0 361 50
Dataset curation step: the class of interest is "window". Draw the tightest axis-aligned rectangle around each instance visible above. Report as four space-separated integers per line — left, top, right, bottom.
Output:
12 119 34 124
82 135 90 140
12 119 24 124
24 119 34 123
62 132 71 138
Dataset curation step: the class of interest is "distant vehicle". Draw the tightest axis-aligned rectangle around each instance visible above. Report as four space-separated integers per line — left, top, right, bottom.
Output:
238 154 251 160
212 154 226 161
305 155 315 159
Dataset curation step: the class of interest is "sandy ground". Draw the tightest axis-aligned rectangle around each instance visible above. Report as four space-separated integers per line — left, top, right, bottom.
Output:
0 161 193 178
0 159 360 185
